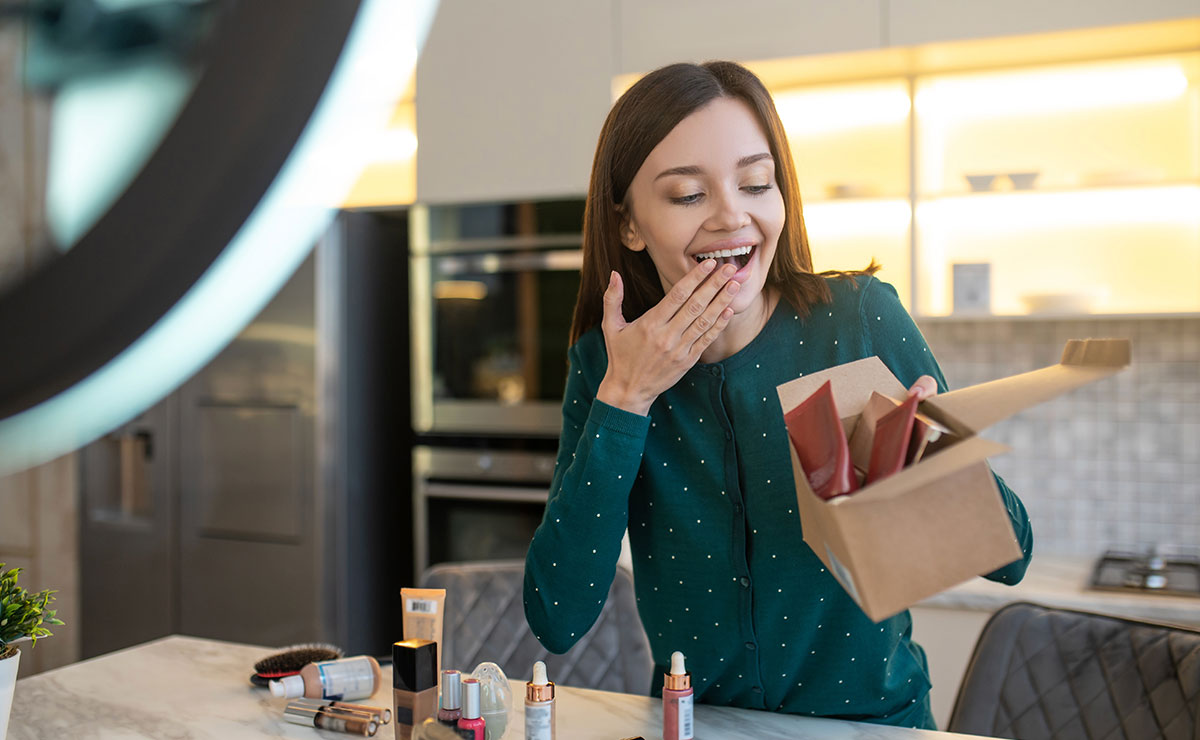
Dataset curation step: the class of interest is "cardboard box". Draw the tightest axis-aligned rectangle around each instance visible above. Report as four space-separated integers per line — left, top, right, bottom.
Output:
776 338 1131 622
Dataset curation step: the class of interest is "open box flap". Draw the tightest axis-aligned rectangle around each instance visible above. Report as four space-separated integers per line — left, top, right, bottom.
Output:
832 435 1010 505
777 356 907 418
919 338 1131 436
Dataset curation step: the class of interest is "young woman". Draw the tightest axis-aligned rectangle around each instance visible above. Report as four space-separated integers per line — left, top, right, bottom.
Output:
523 60 1032 728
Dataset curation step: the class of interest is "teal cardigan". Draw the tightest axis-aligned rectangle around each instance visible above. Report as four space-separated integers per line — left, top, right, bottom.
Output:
524 276 1033 728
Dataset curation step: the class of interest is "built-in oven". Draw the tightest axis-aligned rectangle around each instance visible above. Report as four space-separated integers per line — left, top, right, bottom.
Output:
409 199 585 437
412 445 556 578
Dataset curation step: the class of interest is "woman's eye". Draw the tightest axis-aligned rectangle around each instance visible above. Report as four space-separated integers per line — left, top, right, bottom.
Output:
743 184 773 195
670 193 703 205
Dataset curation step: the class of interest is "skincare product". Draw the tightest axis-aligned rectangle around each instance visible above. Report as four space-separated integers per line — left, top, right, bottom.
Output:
784 380 857 500
270 655 383 701
865 393 918 484
469 662 511 740
457 678 486 740
401 588 446 679
662 651 693 740
393 639 439 740
523 661 555 740
285 700 378 736
292 697 391 725
438 669 463 725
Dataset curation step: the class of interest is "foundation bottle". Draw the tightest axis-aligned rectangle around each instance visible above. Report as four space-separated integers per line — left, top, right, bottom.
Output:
270 655 383 701
662 651 693 740
393 639 439 740
437 669 463 725
456 678 486 740
523 661 555 740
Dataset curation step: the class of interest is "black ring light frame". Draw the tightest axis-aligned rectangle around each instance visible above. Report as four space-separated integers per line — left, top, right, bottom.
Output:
0 0 362 422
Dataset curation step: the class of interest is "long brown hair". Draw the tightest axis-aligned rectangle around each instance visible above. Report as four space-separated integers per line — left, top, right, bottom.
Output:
569 60 877 344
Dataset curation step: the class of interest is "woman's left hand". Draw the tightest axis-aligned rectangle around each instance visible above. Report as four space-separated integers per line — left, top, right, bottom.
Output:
907 375 938 401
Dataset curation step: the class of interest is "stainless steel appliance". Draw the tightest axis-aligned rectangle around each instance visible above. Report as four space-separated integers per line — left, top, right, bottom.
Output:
412 445 555 577
409 199 585 437
1089 546 1200 596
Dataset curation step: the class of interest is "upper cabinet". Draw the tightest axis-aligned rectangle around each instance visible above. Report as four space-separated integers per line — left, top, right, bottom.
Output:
758 18 1200 317
414 0 614 204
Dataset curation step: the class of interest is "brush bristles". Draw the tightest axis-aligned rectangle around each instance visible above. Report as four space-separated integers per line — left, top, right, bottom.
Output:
254 643 343 677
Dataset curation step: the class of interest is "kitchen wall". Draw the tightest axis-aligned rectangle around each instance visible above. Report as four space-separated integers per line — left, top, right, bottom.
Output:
921 316 1200 556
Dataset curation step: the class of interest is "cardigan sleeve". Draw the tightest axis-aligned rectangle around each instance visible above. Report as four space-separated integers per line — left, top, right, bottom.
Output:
523 338 651 653
858 277 1034 585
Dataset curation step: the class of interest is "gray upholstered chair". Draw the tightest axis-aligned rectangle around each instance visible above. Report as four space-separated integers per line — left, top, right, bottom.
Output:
419 560 653 694
947 601 1200 740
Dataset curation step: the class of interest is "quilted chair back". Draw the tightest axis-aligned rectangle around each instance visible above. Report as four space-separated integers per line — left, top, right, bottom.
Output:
419 560 653 695
948 601 1200 740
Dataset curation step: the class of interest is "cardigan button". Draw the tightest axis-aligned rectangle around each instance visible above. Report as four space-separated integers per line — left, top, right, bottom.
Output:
744 641 756 651
739 577 750 588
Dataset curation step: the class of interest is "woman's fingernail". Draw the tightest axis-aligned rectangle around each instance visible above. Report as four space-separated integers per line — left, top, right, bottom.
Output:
722 264 736 277
609 270 617 287
701 259 716 272
726 280 740 294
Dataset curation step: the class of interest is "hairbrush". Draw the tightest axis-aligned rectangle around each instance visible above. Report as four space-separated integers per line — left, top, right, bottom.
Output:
250 643 344 687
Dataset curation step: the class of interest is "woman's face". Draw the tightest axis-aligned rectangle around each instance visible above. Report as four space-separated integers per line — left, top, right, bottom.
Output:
621 96 785 316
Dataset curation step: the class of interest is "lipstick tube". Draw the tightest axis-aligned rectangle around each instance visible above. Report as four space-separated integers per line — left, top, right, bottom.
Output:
291 697 392 725
285 701 379 736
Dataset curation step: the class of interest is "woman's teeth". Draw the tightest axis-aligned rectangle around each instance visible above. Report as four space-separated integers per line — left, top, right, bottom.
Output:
694 244 754 268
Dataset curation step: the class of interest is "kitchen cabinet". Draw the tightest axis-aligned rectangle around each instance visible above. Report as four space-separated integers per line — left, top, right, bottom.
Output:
415 0 614 203
887 0 1200 47
763 18 1200 317
616 0 884 76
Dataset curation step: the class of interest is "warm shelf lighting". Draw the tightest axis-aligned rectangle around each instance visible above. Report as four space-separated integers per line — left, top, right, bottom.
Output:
433 280 488 301
918 185 1200 228
915 61 1190 119
775 84 911 135
804 199 912 239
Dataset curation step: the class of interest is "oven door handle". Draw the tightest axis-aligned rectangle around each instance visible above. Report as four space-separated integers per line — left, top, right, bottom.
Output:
422 482 549 503
433 250 583 275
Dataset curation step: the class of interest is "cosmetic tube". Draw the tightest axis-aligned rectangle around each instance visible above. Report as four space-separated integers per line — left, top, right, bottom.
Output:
662 652 693 740
524 661 555 740
271 655 383 701
401 588 446 679
438 669 463 725
394 639 439 740
285 701 378 736
292 697 392 725
457 678 486 740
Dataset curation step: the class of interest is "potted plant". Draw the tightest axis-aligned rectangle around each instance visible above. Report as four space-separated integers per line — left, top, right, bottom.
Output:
0 563 62 740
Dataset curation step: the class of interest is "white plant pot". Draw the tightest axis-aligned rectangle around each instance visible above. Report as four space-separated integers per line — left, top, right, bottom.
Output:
0 647 18 740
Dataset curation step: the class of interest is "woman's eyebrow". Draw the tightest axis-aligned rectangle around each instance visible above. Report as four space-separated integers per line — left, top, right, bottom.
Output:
654 153 774 181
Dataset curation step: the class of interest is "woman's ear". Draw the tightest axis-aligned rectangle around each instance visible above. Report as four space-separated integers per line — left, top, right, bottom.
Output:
616 205 646 252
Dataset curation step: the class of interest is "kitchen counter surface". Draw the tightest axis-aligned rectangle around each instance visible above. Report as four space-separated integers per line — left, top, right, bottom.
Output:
919 554 1200 626
7 635 996 740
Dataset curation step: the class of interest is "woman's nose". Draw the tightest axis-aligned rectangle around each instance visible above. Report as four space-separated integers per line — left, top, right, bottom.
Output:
705 186 750 232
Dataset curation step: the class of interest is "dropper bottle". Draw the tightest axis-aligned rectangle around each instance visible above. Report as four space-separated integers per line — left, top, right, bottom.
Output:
524 661 555 740
662 651 693 740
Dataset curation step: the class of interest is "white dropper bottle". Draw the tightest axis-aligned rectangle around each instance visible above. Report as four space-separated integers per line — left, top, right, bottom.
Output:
524 661 555 740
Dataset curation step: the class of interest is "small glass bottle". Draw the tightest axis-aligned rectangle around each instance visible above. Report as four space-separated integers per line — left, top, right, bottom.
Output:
437 670 463 725
456 678 486 740
524 661 555 740
662 651 693 740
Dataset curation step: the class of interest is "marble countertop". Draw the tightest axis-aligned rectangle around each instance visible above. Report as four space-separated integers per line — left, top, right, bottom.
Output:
7 635 992 740
918 554 1200 626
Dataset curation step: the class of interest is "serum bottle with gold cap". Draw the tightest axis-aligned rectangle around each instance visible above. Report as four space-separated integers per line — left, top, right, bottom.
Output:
662 651 693 740
524 661 555 740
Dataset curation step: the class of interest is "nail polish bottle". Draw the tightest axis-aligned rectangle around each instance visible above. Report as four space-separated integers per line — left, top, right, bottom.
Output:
524 661 555 740
437 670 462 725
457 678 486 740
662 651 693 740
